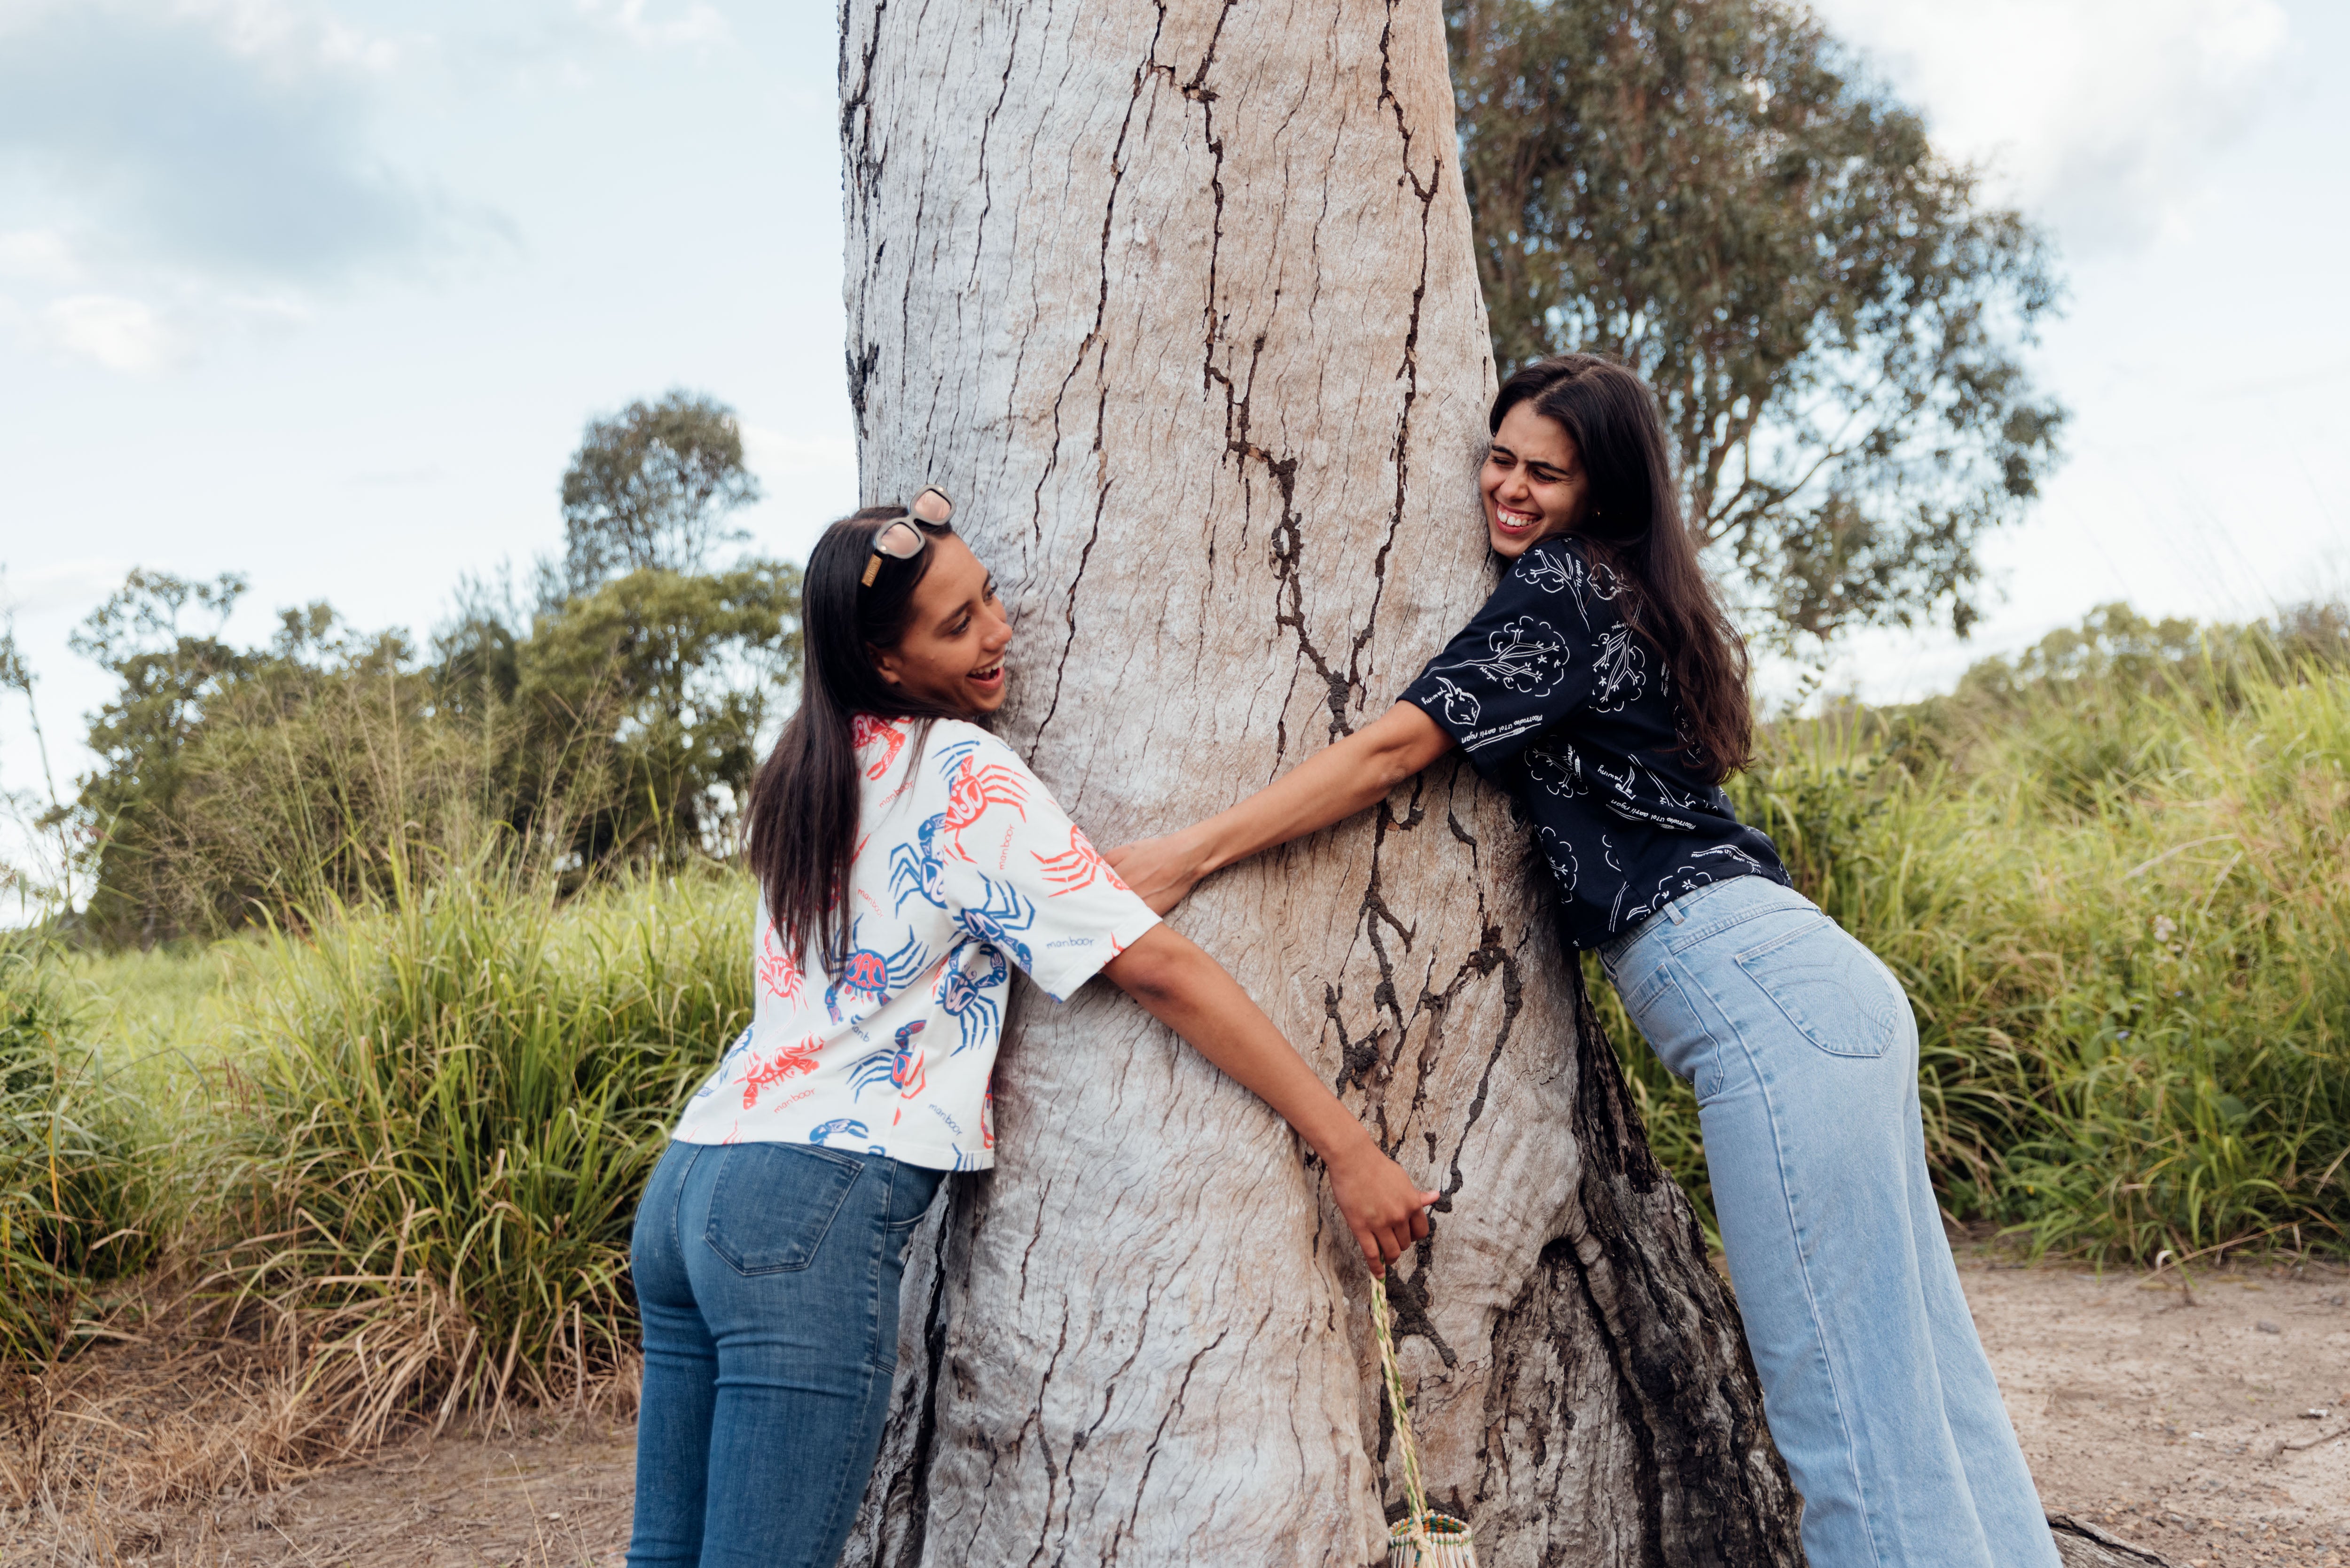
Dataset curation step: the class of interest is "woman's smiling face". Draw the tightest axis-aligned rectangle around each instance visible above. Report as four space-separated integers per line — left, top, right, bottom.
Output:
1481 402 1592 559
870 532 1012 715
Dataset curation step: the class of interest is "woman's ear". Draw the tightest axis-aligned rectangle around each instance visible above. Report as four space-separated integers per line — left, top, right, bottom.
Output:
869 644 905 688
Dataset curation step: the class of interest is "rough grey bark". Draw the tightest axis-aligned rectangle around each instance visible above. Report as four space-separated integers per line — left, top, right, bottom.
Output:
835 1 1801 1563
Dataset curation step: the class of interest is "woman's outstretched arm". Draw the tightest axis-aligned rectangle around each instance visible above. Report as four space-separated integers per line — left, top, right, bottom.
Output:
1102 923 1439 1275
1107 701 1454 915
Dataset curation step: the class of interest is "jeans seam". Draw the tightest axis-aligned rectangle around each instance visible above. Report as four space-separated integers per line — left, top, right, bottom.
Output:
1679 955 1890 1568
666 1142 698 1275
807 1357 881 1556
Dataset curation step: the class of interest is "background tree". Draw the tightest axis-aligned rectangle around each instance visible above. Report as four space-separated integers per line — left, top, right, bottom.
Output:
441 561 801 870
62 570 250 944
1448 0 2067 643
54 394 799 944
838 0 1799 1561
547 389 764 602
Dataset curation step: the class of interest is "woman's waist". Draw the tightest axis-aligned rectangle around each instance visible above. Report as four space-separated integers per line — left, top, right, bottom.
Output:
1595 868 1810 973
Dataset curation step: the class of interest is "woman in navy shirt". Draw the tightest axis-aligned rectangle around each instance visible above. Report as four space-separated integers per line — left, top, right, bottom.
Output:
1112 356 2059 1568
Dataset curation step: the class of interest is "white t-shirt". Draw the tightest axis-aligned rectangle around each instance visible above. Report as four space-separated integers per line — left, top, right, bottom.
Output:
672 716 1161 1169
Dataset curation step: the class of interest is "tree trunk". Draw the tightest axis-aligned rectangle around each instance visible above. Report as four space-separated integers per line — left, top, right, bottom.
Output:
836 1 1802 1562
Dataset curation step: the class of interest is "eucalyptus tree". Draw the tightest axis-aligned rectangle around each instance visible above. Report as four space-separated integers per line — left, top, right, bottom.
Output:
834 1 1798 1562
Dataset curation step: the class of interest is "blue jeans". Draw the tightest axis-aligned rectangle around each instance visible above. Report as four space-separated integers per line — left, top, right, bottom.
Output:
626 1139 943 1568
1600 875 2057 1568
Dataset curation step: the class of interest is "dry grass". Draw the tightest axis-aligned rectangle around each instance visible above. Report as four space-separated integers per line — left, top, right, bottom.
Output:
0 1273 639 1568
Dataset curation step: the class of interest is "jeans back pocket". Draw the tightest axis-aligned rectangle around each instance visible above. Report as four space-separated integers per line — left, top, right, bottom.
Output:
1733 914 1904 1059
704 1142 865 1275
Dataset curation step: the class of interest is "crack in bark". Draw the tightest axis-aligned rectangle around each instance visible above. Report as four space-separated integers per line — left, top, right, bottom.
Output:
1013 1305 1074 1568
1026 467 1112 759
1024 4 1171 551
1050 1280 1158 1565
1112 1328 1231 1563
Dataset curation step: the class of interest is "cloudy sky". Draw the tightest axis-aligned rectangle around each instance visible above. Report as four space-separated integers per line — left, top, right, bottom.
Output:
1 0 2343 892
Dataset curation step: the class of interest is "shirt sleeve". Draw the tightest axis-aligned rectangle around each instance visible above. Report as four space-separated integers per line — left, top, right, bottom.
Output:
932 733 1161 1003
1397 539 1600 778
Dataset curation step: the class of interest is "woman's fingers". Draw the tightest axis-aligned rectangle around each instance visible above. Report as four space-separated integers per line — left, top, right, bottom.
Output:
1103 836 1197 915
1353 1222 1387 1277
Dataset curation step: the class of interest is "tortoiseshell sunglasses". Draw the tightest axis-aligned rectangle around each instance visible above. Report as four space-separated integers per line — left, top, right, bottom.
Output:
860 487 955 587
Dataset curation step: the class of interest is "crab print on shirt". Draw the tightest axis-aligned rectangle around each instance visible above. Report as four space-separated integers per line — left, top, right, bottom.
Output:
1400 537 1789 949
671 718 1162 1170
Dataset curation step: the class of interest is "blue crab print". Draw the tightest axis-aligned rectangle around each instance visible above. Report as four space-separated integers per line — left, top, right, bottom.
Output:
807 1118 870 1147
957 877 1035 971
849 1020 928 1101
933 941 1009 1055
824 919 932 1023
889 813 953 913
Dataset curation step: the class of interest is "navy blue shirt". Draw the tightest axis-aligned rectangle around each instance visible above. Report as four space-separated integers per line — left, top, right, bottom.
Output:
1399 537 1789 949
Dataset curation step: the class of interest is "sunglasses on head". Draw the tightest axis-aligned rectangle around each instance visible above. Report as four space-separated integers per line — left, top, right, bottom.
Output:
860 487 955 587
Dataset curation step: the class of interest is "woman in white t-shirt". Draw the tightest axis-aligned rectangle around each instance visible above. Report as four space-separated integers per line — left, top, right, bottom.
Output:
624 491 1439 1568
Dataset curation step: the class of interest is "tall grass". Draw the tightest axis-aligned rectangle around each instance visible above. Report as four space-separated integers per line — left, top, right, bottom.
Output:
199 856 746 1438
0 947 158 1360
1594 621 2350 1263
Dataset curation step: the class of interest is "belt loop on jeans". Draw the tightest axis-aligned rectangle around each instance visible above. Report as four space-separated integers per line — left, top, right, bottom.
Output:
1663 896 1691 925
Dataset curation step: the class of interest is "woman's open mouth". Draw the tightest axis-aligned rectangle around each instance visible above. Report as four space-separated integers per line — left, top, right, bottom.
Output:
1492 502 1542 536
968 658 1006 689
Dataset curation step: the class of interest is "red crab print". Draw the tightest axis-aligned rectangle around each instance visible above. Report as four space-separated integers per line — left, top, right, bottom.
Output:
937 742 1028 860
1035 825 1128 894
756 924 806 1006
852 713 906 781
741 1034 822 1108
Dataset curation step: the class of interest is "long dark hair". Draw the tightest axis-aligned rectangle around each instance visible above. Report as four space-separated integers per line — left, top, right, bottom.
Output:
744 506 964 972
1493 355 1753 779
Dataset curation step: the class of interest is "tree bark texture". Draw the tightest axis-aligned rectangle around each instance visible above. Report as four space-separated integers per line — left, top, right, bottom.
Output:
836 2 1802 1563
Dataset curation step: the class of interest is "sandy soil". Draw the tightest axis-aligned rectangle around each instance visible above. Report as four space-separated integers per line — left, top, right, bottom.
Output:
1971 1253 2350 1567
8 1249 2348 1566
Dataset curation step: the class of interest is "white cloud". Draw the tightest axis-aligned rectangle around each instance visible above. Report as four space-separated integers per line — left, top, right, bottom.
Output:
576 0 729 50
0 2 470 288
0 228 78 285
182 0 408 78
39 294 189 374
1811 0 2292 251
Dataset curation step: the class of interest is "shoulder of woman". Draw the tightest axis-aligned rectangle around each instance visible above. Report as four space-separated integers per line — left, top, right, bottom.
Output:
925 719 1053 791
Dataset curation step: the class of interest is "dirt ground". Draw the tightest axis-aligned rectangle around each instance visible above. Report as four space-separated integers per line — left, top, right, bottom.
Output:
1973 1253 2350 1567
7 1248 2347 1567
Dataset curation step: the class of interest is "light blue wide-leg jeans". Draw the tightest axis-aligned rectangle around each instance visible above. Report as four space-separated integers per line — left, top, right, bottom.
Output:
1599 875 2058 1568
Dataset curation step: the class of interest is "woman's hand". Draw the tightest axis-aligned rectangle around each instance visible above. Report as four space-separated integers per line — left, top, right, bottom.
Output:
1106 704 1454 913
1325 1137 1441 1277
1105 830 1210 916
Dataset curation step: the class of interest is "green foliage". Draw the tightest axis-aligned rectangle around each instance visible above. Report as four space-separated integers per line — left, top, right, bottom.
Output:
440 562 802 872
40 388 794 948
549 389 764 602
61 570 254 944
1593 602 2350 1262
0 946 158 1361
1447 0 2066 643
204 858 745 1422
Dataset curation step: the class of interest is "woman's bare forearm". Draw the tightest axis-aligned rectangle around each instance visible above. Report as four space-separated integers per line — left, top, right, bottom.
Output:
1105 928 1370 1162
1109 702 1454 913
